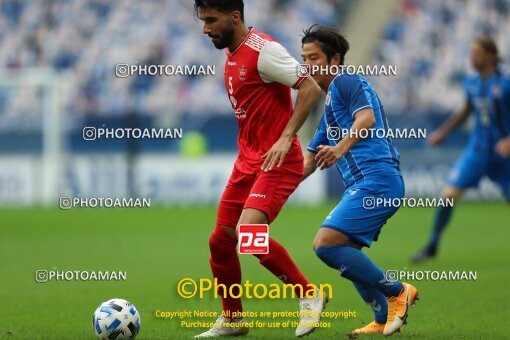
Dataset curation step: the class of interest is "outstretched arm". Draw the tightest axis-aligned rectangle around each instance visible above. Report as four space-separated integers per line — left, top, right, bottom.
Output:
262 77 321 171
255 40 322 172
429 103 471 146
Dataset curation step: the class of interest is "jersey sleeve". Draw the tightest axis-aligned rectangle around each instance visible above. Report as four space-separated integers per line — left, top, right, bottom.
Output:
307 114 329 154
257 41 306 89
333 76 374 117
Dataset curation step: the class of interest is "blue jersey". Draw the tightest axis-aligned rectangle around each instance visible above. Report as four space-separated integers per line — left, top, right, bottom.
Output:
308 74 400 188
465 69 510 153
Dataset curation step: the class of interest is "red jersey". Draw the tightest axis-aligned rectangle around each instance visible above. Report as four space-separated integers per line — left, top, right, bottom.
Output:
224 28 306 174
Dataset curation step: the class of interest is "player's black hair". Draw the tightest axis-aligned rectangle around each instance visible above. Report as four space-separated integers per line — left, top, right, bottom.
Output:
302 25 350 65
475 36 500 64
194 0 245 22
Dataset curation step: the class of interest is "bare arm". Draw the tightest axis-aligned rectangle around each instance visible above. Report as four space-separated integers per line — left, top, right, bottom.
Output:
302 151 318 181
429 103 471 146
261 77 321 171
315 109 376 170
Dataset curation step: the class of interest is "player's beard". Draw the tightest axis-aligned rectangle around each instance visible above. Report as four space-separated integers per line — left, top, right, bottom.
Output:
211 26 234 50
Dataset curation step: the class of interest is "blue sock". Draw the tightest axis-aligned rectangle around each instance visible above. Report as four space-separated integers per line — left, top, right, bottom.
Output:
428 205 454 249
315 246 403 297
352 282 388 324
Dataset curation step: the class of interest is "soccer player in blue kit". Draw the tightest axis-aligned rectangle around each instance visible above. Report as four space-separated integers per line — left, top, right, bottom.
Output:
300 25 419 336
412 37 510 263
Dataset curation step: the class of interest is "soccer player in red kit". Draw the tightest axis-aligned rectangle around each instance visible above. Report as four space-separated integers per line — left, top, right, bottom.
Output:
194 0 325 338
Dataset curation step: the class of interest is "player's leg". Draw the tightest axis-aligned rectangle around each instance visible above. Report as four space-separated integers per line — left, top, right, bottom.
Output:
242 162 313 295
209 223 241 315
195 169 253 338
313 176 417 336
313 227 404 298
350 282 390 335
487 156 510 204
412 149 486 263
411 185 464 263
237 208 311 293
309 229 390 329
242 161 327 337
314 227 418 336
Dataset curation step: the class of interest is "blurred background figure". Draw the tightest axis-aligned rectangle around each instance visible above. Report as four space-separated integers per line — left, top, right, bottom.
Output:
412 36 510 263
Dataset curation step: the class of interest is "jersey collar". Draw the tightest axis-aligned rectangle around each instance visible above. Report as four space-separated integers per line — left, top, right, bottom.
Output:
227 27 254 56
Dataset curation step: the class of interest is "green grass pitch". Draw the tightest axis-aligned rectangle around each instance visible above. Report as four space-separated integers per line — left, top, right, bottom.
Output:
1 202 509 339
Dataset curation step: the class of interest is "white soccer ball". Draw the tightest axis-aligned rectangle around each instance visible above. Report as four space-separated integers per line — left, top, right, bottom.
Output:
93 298 141 339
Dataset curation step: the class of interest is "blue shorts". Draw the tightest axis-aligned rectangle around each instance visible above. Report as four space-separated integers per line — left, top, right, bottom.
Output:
321 175 405 247
448 148 510 201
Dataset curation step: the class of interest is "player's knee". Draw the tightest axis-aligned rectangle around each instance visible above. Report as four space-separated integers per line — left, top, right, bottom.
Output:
312 229 350 250
442 186 463 201
312 237 328 251
208 232 221 252
209 225 236 251
312 237 338 250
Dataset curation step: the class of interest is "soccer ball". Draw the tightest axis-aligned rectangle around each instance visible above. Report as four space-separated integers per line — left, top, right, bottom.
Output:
93 298 141 339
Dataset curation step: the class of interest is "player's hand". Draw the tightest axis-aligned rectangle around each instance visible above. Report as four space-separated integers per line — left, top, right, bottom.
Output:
261 137 293 172
315 144 346 170
428 130 446 146
495 138 510 158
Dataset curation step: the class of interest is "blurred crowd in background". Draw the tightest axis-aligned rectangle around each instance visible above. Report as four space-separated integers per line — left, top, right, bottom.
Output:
0 0 343 132
0 0 508 144
372 0 510 114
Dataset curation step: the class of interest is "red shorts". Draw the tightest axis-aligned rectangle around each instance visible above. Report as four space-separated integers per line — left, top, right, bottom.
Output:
216 161 304 227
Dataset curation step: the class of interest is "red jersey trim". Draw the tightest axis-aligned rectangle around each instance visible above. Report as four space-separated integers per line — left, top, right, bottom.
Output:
292 76 307 89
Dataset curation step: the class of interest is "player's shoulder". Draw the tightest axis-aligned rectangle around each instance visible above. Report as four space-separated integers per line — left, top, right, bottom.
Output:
251 29 277 43
331 74 369 97
254 33 293 68
332 73 369 88
244 29 278 53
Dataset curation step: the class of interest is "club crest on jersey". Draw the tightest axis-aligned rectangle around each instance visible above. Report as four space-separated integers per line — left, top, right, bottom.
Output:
239 65 247 81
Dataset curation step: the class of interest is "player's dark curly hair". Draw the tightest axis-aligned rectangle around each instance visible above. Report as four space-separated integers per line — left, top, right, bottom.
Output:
194 0 245 22
302 25 350 65
475 36 500 64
